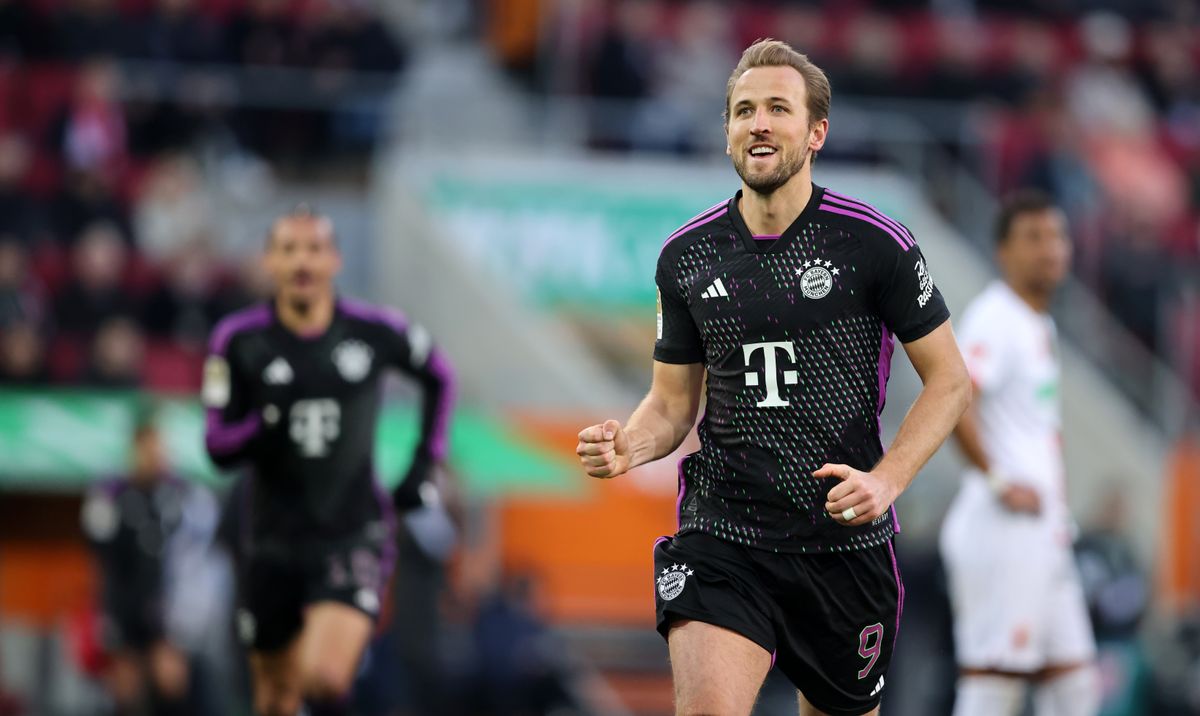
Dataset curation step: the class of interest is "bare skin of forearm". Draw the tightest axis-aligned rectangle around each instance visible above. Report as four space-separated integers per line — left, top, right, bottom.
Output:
951 395 991 473
624 390 699 470
874 371 971 493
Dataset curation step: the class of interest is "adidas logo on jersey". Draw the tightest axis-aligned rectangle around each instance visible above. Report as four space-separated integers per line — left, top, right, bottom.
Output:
870 675 885 697
701 278 729 299
263 357 293 385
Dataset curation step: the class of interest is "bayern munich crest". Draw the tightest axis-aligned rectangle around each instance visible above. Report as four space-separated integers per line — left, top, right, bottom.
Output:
333 340 373 382
796 258 839 300
657 563 694 601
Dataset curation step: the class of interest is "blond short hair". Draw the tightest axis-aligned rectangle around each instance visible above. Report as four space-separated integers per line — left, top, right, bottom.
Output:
724 38 831 126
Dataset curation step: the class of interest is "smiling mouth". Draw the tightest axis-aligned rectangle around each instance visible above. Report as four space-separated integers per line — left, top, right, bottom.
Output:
749 145 777 158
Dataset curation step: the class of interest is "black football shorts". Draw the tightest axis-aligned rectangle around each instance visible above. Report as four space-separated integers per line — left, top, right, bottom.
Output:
238 523 394 652
653 531 903 715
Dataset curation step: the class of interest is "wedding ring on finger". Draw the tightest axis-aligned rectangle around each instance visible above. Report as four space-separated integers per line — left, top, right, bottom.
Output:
841 506 857 522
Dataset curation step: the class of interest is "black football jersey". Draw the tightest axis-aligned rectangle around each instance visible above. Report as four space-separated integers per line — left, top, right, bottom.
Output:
80 476 202 638
203 298 454 543
654 185 949 553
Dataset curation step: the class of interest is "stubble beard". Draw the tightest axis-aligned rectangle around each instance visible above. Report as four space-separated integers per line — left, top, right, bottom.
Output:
284 291 313 316
733 145 810 196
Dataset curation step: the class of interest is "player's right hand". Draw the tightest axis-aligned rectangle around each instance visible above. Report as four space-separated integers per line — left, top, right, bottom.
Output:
576 419 631 479
999 483 1041 515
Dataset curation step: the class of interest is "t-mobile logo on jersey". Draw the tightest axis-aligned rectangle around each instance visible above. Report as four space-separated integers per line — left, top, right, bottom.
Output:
742 341 799 407
290 399 341 457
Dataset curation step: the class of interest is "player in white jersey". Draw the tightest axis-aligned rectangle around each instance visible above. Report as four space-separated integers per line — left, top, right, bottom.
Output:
940 191 1099 715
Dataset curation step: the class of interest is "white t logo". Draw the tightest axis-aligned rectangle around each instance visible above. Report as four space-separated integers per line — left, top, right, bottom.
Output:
290 399 340 457
742 341 799 407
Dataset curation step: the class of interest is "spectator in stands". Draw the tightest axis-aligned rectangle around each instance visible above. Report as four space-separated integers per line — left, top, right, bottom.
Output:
130 0 226 66
46 60 133 245
469 573 574 714
0 134 44 245
51 0 132 61
122 0 230 155
303 0 407 152
772 6 830 68
55 221 138 336
305 0 405 74
82 316 146 388
585 0 659 150
1100 217 1173 351
1005 19 1063 94
228 0 317 158
828 12 907 100
56 58 128 180
228 0 295 68
51 166 132 248
0 236 46 329
0 0 44 61
1011 87 1106 273
142 238 223 348
922 19 995 102
0 319 49 385
133 155 214 264
636 0 734 154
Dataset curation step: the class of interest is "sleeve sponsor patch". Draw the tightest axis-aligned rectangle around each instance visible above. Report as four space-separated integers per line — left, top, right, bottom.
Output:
202 356 231 408
407 323 432 367
81 492 119 542
915 258 934 308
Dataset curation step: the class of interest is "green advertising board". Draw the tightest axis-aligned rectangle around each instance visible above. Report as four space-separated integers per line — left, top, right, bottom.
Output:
423 167 731 312
0 391 576 497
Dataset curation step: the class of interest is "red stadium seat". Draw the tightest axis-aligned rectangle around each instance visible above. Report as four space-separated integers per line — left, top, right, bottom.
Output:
19 65 75 139
142 340 204 393
46 333 85 383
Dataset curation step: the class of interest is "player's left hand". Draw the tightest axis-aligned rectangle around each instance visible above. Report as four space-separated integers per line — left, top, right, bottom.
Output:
393 452 437 511
813 463 899 527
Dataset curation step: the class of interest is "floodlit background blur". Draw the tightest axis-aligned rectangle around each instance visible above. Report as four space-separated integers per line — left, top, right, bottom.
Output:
0 0 1197 713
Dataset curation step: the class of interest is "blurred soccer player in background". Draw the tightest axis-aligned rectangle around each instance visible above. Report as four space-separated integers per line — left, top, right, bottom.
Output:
577 39 971 715
81 418 215 716
940 191 1099 715
202 208 454 716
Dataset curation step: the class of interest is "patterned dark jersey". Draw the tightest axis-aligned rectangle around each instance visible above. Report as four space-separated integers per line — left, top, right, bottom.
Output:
202 298 454 545
654 185 949 553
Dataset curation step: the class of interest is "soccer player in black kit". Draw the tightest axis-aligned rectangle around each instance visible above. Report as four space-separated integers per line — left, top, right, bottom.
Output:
202 209 454 716
577 40 971 716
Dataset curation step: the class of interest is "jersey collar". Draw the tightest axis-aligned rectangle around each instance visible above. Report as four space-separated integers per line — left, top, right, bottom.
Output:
728 183 825 255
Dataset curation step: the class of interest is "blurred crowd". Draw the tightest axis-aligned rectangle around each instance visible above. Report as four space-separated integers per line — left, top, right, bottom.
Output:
541 0 1200 401
0 0 406 392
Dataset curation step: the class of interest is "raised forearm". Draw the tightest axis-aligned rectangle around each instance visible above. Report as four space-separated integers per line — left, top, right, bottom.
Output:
624 388 701 470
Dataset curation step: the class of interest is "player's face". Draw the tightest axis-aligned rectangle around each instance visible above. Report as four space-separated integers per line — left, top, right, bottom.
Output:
265 217 341 308
132 429 166 481
999 208 1071 295
726 65 827 196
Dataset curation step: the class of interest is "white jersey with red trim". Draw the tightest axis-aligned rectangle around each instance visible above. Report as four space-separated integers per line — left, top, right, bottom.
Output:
954 280 1067 528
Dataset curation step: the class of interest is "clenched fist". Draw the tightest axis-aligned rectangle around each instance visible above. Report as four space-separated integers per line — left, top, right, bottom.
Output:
576 419 632 479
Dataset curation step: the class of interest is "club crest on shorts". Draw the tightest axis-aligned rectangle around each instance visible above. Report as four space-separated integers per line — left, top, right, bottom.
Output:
795 257 840 300
355 588 380 614
657 563 694 601
236 608 257 645
333 340 373 382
